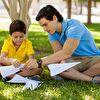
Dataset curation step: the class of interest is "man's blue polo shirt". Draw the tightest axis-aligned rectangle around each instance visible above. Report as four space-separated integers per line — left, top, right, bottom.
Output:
48 19 100 56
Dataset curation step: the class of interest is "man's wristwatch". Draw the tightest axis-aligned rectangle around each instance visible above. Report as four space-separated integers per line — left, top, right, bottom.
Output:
37 59 42 68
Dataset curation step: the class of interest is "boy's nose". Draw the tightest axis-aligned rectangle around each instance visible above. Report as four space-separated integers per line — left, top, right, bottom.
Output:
17 37 20 41
43 27 47 32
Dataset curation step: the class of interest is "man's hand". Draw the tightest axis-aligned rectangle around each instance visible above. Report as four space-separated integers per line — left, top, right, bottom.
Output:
23 59 38 69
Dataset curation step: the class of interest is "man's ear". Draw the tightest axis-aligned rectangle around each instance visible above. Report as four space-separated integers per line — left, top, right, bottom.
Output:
53 15 58 21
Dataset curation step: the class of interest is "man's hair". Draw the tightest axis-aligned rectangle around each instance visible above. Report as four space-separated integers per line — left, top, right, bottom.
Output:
36 5 63 22
9 20 26 35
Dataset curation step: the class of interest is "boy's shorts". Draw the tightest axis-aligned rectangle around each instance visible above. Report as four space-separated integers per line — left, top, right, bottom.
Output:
66 56 100 72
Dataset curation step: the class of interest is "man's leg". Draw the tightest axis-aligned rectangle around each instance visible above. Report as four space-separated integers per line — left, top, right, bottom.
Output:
83 62 100 77
59 68 92 81
59 56 100 82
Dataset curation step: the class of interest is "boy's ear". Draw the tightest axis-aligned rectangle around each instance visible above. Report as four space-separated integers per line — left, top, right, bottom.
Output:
53 15 58 21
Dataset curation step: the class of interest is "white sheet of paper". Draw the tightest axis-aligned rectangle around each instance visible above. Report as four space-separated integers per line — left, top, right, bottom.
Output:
48 62 80 76
7 74 30 83
0 65 41 90
0 64 24 78
7 74 41 90
22 80 41 90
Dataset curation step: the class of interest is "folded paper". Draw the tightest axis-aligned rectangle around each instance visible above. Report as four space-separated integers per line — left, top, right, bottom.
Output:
48 62 80 76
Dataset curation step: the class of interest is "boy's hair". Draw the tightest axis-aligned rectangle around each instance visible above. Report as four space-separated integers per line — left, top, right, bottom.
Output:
36 5 63 22
9 20 26 35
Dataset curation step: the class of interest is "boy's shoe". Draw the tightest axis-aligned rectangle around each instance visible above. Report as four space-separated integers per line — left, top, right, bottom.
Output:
27 75 40 81
2 77 11 82
52 75 64 80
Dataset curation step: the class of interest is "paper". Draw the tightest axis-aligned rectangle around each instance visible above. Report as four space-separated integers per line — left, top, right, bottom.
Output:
22 80 41 90
0 64 24 78
0 65 42 90
6 74 41 90
48 62 80 76
7 74 29 83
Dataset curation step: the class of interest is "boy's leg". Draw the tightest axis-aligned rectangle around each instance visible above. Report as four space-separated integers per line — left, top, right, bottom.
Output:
5 68 42 79
19 68 42 77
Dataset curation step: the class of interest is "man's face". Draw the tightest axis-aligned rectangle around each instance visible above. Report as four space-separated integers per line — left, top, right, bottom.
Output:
39 17 57 34
11 32 25 46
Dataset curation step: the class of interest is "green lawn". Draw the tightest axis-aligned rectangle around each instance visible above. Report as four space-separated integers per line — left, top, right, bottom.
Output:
0 23 100 100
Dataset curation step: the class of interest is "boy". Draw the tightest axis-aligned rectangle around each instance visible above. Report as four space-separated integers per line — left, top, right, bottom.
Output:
0 20 42 79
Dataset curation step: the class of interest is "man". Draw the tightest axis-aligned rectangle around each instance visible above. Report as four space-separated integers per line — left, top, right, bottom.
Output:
24 5 100 83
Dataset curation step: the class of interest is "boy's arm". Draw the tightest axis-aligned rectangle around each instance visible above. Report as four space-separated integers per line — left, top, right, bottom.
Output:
0 52 10 65
0 52 19 66
28 54 34 59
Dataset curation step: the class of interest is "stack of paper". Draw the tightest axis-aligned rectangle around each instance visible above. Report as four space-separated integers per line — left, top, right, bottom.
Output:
0 65 41 90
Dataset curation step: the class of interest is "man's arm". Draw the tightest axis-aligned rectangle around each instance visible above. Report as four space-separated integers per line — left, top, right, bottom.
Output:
50 41 63 53
50 41 67 63
24 38 80 69
28 54 34 59
42 38 80 65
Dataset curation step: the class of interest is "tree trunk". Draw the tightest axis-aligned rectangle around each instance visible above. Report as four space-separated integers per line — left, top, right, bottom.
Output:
67 0 72 19
93 0 96 7
2 0 33 36
87 0 92 24
79 0 83 14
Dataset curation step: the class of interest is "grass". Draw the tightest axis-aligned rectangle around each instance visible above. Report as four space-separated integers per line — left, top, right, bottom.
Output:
0 23 100 100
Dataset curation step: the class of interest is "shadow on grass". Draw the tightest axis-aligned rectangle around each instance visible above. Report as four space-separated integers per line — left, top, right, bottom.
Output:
8 80 100 100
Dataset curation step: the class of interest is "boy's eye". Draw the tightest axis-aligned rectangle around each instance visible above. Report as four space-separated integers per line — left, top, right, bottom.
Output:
20 36 23 38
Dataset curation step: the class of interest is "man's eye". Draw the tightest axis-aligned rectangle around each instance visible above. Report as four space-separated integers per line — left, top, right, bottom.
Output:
45 24 47 26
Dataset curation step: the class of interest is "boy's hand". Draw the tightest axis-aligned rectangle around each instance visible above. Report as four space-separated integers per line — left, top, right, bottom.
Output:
60 60 66 63
12 59 21 67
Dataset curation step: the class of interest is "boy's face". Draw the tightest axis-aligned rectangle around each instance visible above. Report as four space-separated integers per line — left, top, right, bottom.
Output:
11 32 25 46
39 16 58 34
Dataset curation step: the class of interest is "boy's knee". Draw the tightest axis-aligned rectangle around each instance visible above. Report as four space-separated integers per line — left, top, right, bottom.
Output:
31 67 43 75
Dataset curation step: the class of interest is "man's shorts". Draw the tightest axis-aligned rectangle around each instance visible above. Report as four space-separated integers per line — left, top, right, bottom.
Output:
66 56 100 72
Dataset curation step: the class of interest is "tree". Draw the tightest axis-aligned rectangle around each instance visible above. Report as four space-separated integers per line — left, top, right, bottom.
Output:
2 0 33 36
93 0 97 7
67 0 72 18
87 0 92 24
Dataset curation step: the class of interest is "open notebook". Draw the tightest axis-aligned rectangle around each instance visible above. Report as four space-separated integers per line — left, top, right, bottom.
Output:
0 64 24 78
